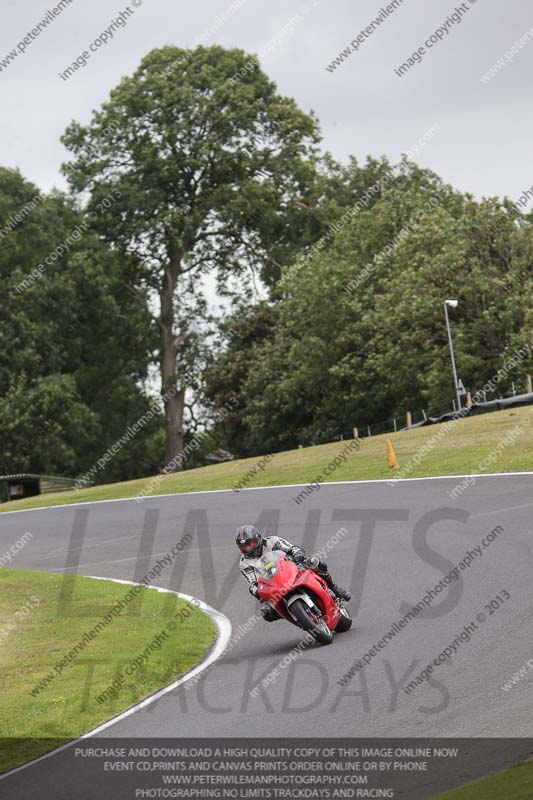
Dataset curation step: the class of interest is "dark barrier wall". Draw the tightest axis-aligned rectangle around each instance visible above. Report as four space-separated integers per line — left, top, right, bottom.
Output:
404 392 533 430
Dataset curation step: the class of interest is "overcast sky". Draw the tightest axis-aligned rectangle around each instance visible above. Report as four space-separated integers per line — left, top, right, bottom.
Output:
2 0 532 206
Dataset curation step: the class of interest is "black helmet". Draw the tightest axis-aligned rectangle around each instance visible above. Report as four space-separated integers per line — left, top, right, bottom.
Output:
236 525 262 557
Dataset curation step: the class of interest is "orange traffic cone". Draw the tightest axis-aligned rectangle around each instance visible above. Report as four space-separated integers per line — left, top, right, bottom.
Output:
386 439 400 469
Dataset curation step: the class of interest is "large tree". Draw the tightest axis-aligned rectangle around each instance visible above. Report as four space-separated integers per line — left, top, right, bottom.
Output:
205 162 533 452
61 45 320 469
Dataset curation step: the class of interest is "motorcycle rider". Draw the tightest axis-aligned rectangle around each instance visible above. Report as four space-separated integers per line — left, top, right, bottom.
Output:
236 524 351 621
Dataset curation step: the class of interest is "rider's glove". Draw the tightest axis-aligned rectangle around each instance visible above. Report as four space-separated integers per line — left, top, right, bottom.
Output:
288 547 305 564
305 555 320 570
249 583 259 598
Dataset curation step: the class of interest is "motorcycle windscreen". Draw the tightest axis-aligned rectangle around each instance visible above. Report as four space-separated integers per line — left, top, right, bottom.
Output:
256 549 284 581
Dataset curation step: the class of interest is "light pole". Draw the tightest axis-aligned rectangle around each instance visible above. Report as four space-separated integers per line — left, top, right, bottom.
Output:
444 299 462 411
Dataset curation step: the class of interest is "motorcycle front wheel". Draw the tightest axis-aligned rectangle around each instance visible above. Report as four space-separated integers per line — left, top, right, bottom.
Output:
335 604 353 633
289 598 333 645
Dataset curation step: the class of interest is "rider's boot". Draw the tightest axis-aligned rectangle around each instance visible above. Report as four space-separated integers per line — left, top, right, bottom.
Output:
331 583 352 602
323 572 351 601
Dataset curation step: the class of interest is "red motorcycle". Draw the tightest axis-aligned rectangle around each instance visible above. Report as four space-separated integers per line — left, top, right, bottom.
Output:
256 551 352 645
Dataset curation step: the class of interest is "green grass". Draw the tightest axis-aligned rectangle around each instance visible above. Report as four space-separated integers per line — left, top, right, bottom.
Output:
0 568 215 773
2 405 532 514
432 759 533 799
2 409 532 789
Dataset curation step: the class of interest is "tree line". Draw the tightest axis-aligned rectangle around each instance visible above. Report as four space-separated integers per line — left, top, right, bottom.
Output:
1 45 532 482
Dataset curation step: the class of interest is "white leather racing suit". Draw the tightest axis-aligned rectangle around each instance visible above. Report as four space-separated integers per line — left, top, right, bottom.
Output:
239 536 304 595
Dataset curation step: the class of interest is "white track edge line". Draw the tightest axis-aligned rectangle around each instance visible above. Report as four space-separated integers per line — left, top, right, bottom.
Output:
1 471 532 516
0 576 232 782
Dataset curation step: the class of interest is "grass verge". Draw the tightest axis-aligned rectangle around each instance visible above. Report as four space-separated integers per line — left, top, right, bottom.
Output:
0 568 215 773
1 405 532 514
432 759 533 799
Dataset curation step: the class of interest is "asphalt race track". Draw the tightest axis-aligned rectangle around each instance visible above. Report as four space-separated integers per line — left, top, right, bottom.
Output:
1 474 533 798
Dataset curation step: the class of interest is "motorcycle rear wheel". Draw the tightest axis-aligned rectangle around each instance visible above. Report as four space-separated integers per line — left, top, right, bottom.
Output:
289 599 333 645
